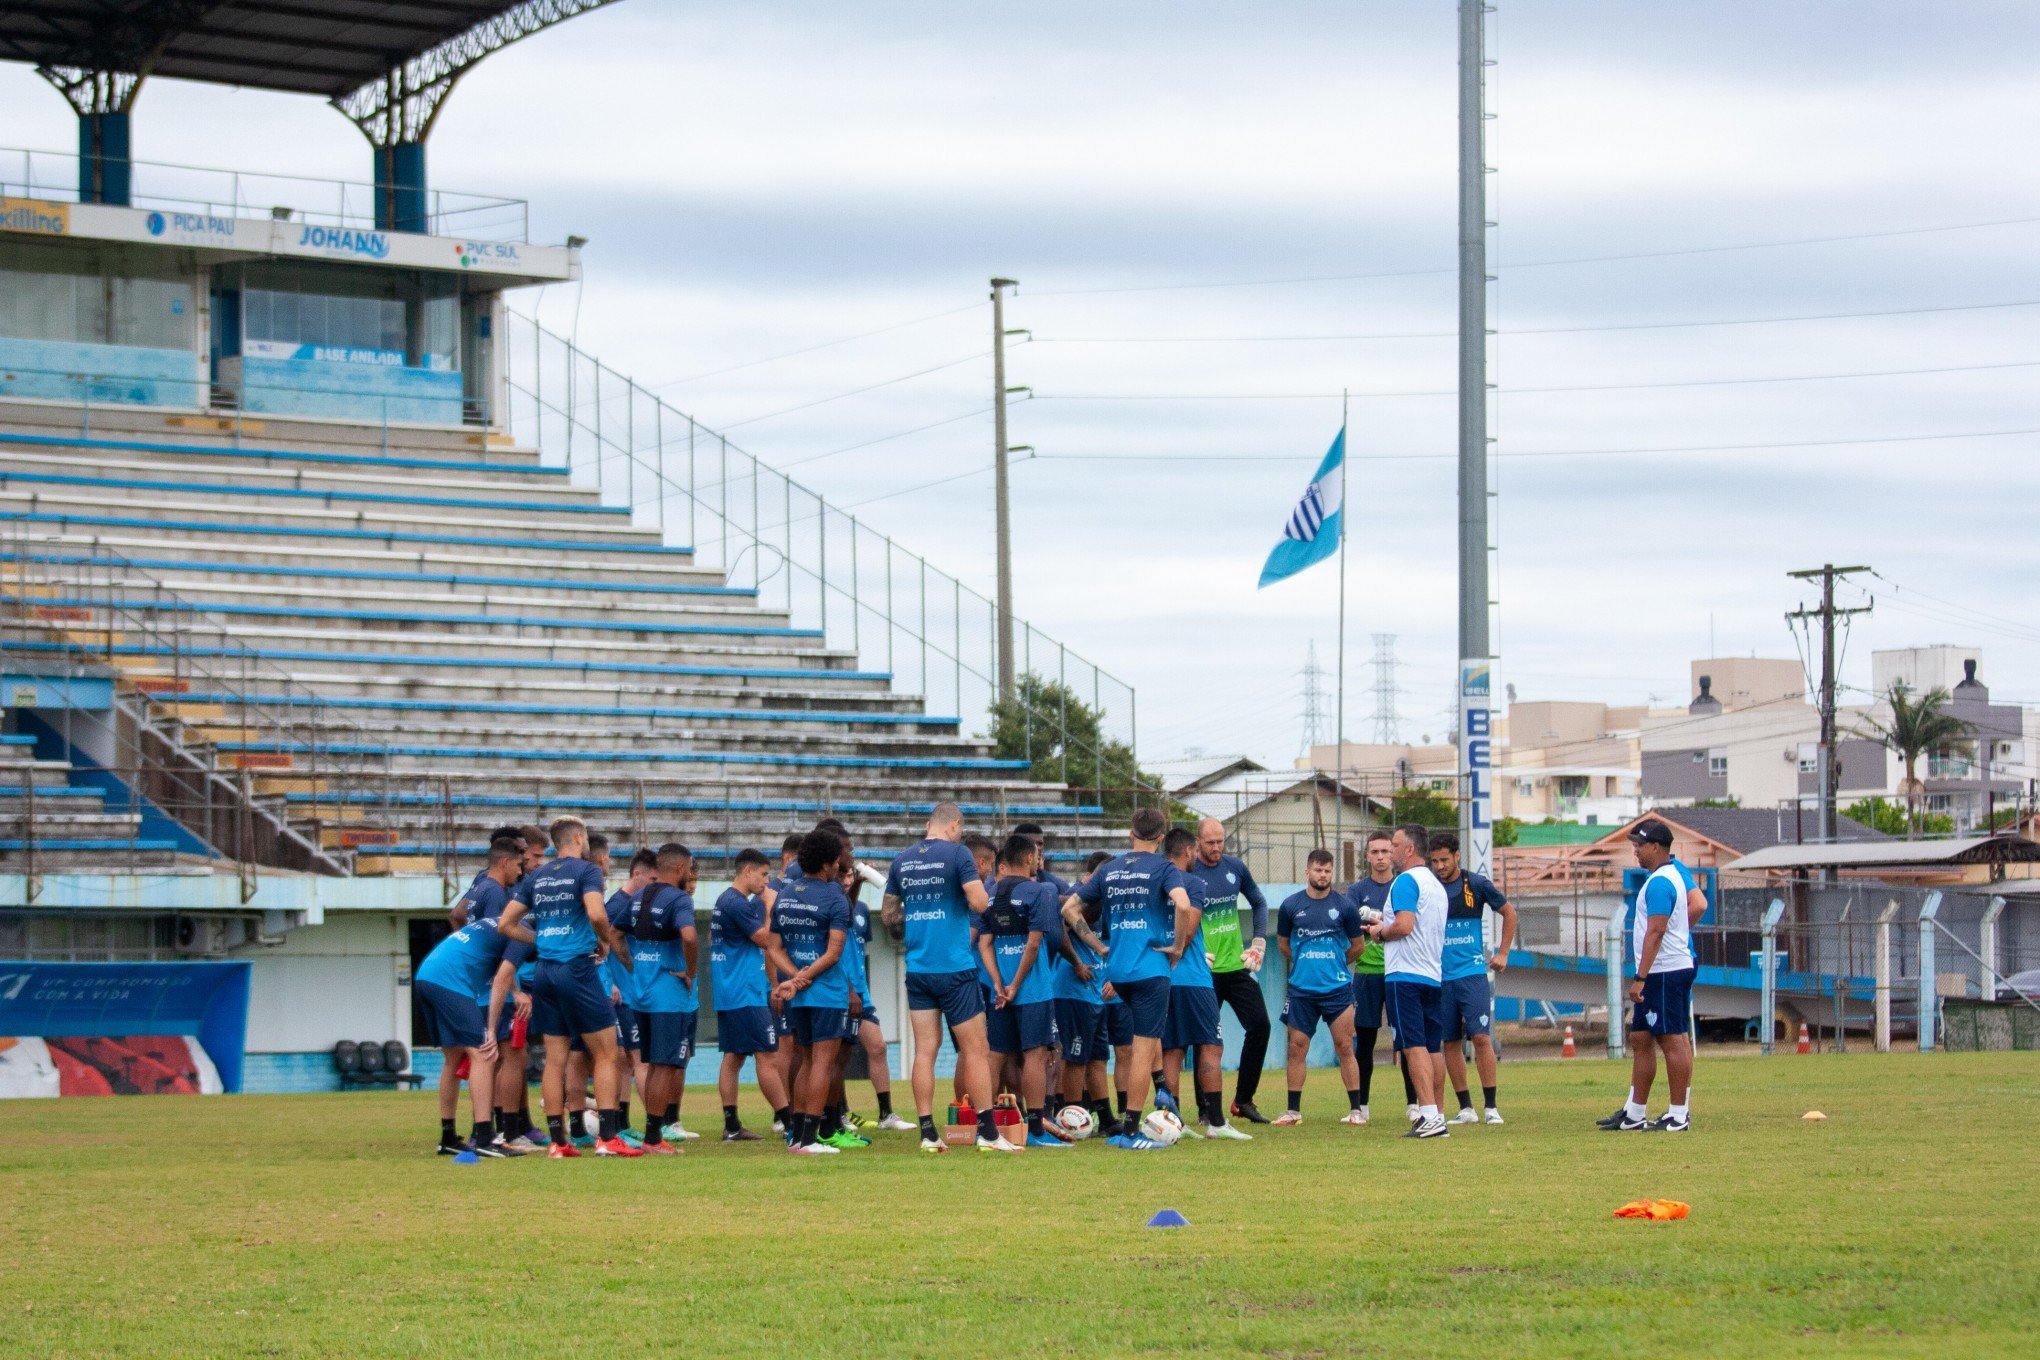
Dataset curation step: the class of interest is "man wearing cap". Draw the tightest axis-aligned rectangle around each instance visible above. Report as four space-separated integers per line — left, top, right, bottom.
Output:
1597 819 1700 1133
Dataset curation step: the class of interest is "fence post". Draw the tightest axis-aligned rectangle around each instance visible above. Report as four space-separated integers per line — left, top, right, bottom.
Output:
1874 898 1898 1052
1759 897 1785 1054
1979 895 2006 999
1917 891 1942 1051
1603 917 1625 1059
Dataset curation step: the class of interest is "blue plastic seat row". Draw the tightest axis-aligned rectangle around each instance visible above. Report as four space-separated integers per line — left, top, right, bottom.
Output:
284 790 1101 817
0 838 182 852
0 639 887 685
0 550 753 599
180 689 952 726
35 596 820 640
0 785 106 800
216 737 1022 772
0 734 36 746
10 510 691 556
0 429 571 478
0 467 626 517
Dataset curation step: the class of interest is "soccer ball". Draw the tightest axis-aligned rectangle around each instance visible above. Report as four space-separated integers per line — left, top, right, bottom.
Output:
579 1109 601 1139
1138 1108 1184 1146
1056 1105 1096 1140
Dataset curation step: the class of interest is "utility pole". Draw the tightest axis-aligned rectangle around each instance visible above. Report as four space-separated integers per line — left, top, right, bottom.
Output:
1456 0 1497 879
991 277 1022 705
1786 564 1873 859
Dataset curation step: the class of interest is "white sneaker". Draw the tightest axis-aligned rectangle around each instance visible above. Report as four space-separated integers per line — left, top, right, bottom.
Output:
1203 1121 1253 1140
1353 1105 1370 1125
663 1124 701 1142
1448 1107 1479 1125
976 1135 1022 1153
1271 1109 1303 1126
789 1142 839 1156
1406 1103 1421 1124
876 1113 916 1131
919 1136 949 1153
1340 1109 1367 1126
1484 1108 1505 1125
770 1119 785 1134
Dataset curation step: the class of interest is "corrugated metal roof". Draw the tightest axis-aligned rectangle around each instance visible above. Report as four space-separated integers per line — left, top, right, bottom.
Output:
1724 835 2040 871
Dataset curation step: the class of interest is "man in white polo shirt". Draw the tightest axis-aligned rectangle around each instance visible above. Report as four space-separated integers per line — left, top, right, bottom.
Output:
1595 819 1699 1132
1369 823 1450 1140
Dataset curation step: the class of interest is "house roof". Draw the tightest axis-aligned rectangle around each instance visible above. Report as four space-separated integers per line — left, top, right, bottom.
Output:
1179 770 1386 825
1725 836 2040 872
1149 753 1266 796
1643 805 1885 855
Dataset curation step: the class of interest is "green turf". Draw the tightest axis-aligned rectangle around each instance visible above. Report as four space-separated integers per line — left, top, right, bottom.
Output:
3 1052 2037 1359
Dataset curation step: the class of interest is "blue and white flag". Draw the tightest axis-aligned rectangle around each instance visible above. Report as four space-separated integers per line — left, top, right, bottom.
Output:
1257 429 1344 588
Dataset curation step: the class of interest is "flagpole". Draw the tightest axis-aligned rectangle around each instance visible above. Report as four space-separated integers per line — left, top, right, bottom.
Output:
1334 391 1348 873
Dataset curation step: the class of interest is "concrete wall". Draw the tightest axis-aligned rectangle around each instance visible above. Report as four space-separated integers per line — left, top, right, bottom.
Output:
0 335 204 408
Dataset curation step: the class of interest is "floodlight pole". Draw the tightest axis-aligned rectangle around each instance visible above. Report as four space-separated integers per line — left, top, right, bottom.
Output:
1457 0 1494 877
992 278 1019 706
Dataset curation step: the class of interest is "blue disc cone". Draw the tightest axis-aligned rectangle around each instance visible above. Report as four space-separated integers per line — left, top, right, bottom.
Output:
1145 1209 1190 1229
452 1149 480 1165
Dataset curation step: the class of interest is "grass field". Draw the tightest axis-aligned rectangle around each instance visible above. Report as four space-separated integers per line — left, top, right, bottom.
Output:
4 1051 2037 1359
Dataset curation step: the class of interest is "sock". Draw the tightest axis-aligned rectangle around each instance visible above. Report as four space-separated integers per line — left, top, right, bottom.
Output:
1286 1089 1302 1114
1089 1098 1114 1125
1355 1029 1377 1102
877 1091 894 1119
663 1103 679 1132
1027 1108 1044 1137
1203 1092 1227 1128
1625 1088 1647 1119
1420 1104 1440 1122
619 1100 631 1131
1669 1102 1689 1119
440 1118 459 1145
1483 1085 1498 1111
642 1117 664 1146
823 1103 843 1136
1455 1088 1474 1112
724 1104 742 1134
1399 1055 1418 1105
1348 1088 1364 1112
546 1114 567 1147
918 1115 939 1141
773 1105 792 1129
1152 1069 1167 1098
976 1109 997 1141
471 1118 494 1146
1125 1106 1143 1136
597 1108 620 1142
1116 1091 1129 1116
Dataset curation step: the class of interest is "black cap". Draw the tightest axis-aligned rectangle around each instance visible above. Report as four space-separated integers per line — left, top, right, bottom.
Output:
1627 819 1673 848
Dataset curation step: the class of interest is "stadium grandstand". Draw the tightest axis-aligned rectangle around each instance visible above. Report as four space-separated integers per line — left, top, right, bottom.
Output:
0 3 1132 1092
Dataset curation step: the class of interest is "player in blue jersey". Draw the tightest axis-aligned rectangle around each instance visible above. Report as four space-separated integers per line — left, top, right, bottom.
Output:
1161 828 1251 1140
981 832 1071 1149
713 848 799 1140
773 827 859 1154
880 802 1000 1153
1069 807 1197 1149
461 825 548 1148
630 843 699 1154
1598 820 1704 1133
448 824 532 929
417 839 526 1157
596 839 652 1146
1186 818 1273 1124
1426 831 1517 1126
1369 824 1451 1139
805 818 871 1148
496 815 639 1158
1053 857 1114 1129
1272 849 1368 1127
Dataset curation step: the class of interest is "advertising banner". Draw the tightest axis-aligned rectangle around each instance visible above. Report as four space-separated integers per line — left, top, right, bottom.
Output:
1459 659 1494 879
0 961 251 1095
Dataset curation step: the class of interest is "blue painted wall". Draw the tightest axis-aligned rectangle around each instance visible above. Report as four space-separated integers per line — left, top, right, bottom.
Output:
0 336 203 408
227 355 463 425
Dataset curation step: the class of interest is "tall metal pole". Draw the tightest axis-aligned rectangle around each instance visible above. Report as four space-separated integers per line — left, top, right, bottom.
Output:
991 277 1019 706
1456 0 1494 876
1786 563 1871 873
1334 393 1348 872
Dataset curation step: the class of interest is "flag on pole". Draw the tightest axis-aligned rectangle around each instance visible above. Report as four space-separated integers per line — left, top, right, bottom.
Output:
1257 429 1345 588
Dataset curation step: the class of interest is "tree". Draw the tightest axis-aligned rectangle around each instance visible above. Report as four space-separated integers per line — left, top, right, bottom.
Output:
1690 797 1742 809
1843 796 1953 838
988 673 1159 817
1493 816 1521 849
1854 682 1972 838
1388 786 1458 829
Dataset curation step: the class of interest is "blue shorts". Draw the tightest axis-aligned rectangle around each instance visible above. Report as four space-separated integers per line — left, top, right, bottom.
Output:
1103 1000 1134 1048
717 1005 779 1056
416 980 485 1050
906 969 985 1028
531 956 616 1040
1164 985 1222 1051
1282 986 1353 1036
855 992 878 1030
1351 972 1387 1031
1631 967 1696 1037
1386 979 1445 1052
642 1009 699 1066
789 1005 850 1046
1113 976 1170 1040
1055 999 1106 1064
1442 975 1493 1043
613 1003 641 1053
986 998 1058 1054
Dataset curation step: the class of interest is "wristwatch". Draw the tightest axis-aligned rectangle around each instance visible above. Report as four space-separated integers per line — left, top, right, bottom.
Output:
1631 975 1648 985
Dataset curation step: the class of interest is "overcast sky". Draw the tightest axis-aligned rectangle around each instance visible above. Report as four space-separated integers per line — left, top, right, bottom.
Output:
6 1 2036 773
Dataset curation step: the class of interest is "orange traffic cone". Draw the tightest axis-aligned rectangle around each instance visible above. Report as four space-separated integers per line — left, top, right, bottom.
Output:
1561 1024 1577 1058
1796 1022 1811 1054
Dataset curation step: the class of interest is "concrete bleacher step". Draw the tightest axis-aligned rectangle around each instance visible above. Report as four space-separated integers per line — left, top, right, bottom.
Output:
0 399 549 468
205 721 1001 760
0 445 589 505
231 671 930 714
171 691 959 737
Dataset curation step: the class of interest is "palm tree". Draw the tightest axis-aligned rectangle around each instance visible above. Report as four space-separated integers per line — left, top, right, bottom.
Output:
1855 682 1972 837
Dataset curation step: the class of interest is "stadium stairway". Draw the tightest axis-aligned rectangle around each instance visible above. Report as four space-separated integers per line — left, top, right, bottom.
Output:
0 729 183 868
0 400 1114 873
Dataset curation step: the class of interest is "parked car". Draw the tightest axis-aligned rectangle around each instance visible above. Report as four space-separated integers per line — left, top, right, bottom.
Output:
1994 968 2040 1003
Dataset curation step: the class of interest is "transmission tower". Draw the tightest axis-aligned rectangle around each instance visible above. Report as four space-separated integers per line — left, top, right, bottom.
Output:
1368 633 1403 745
1299 641 1329 757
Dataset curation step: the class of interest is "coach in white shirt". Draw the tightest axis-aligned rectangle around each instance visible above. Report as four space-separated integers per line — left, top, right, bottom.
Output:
1597 819 1698 1133
1370 824 1451 1139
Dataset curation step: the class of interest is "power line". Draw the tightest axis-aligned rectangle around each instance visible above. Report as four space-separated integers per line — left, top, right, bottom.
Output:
716 350 992 430
1032 426 2040 462
1027 298 2040 345
776 405 995 470
1024 216 2040 297
645 302 981 391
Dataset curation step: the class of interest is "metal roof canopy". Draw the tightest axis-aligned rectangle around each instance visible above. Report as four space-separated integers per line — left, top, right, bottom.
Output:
1 1 616 139
1725 835 2040 872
